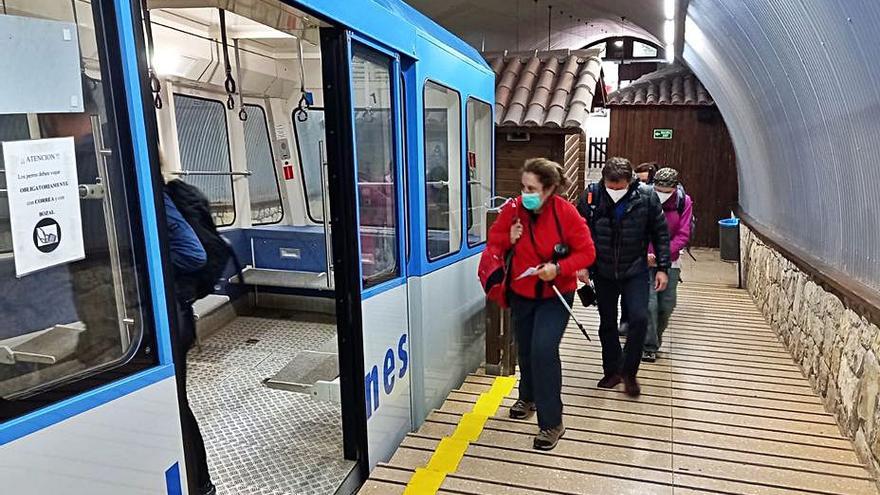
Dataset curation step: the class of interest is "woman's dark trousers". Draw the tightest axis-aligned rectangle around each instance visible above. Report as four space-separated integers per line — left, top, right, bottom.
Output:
511 293 573 430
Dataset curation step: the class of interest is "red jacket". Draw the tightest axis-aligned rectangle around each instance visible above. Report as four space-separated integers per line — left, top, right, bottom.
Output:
488 195 596 299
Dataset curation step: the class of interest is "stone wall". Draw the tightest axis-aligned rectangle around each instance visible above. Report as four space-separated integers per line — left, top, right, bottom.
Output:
740 225 880 481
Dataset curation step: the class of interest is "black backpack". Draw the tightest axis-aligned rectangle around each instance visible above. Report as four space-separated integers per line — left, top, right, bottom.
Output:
577 182 602 229
165 179 239 302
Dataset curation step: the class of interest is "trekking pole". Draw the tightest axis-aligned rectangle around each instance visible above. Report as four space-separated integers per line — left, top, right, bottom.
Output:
552 285 591 341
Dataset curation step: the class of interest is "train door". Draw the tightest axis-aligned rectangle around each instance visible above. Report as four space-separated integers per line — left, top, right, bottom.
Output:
321 31 412 471
0 1 183 493
346 36 412 471
143 4 373 492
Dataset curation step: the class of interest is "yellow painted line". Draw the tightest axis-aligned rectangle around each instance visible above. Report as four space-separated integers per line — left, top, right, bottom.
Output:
452 413 488 442
402 375 517 494
403 468 445 495
426 437 469 472
472 393 502 416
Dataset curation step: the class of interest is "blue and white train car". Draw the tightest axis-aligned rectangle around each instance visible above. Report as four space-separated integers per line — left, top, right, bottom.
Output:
0 0 494 493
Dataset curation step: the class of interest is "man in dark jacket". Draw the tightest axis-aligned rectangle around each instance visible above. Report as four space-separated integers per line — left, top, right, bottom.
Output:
577 157 671 396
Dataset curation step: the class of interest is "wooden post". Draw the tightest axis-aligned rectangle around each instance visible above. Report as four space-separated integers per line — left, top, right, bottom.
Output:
485 302 517 376
500 307 517 376
484 210 502 375
484 302 502 376
484 210 517 376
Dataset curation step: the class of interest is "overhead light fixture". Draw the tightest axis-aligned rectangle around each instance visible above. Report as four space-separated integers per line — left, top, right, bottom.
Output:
664 0 676 63
664 19 675 44
152 50 181 76
614 39 624 48
664 0 676 20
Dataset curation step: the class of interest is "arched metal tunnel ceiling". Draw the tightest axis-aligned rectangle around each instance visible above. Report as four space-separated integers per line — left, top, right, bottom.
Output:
406 0 880 293
404 0 663 51
683 0 880 292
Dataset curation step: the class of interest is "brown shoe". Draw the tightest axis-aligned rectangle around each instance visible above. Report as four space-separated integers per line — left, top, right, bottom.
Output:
624 376 641 397
509 399 536 420
534 423 566 450
597 374 622 389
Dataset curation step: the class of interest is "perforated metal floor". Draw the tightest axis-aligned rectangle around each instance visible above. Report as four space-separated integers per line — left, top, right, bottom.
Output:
187 316 354 495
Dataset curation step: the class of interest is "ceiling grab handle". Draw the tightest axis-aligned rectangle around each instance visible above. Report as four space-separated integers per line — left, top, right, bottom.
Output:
293 37 312 122
218 9 237 110
233 39 247 121
139 0 162 109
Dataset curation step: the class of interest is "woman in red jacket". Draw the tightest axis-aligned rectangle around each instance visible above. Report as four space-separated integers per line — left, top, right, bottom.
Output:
487 158 596 450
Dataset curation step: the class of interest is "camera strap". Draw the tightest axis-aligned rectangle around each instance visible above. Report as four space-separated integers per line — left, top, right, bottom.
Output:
526 198 567 298
527 198 565 259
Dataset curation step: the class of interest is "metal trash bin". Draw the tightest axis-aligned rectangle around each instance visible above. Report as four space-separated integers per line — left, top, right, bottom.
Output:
719 218 740 262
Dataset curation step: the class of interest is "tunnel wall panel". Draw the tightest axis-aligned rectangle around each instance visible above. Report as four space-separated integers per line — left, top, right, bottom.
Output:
684 0 880 291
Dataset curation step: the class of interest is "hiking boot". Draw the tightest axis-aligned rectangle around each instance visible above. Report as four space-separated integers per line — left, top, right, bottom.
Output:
624 376 641 397
509 399 536 420
597 374 622 389
642 351 657 363
199 482 216 495
533 424 566 450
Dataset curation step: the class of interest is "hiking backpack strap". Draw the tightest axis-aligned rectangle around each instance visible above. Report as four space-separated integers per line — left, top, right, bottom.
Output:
676 184 686 215
582 182 601 226
675 184 698 262
551 198 564 240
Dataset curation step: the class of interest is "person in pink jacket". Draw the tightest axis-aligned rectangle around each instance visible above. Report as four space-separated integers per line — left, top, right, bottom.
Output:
643 168 693 362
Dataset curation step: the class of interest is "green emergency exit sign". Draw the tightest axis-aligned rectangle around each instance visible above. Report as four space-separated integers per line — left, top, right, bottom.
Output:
653 129 673 140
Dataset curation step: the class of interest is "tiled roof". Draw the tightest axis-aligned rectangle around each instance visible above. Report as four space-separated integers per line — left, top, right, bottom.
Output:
608 64 714 106
487 49 604 129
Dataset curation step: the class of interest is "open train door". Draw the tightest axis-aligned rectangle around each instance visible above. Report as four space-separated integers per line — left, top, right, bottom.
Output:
320 28 412 475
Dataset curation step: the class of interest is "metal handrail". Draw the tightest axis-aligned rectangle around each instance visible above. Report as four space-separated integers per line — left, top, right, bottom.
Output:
357 181 394 186
170 170 252 177
90 114 134 349
485 195 514 213
318 140 333 290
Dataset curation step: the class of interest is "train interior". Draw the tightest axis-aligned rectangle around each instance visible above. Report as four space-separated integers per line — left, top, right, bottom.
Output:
1 0 366 492
148 2 361 493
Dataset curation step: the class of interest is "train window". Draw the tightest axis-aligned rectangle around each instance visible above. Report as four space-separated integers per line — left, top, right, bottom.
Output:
292 108 326 223
633 41 659 58
173 94 235 226
423 81 462 260
0 2 156 415
466 98 492 246
243 104 283 225
351 45 399 287
0 115 31 254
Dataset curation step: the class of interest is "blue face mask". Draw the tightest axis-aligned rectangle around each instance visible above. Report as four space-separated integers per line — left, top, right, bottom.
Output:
522 192 542 211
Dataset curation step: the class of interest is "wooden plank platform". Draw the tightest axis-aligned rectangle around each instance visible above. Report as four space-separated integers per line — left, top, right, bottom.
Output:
361 278 879 494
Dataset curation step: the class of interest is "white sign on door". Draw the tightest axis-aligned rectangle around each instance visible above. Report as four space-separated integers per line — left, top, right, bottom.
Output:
2 137 85 277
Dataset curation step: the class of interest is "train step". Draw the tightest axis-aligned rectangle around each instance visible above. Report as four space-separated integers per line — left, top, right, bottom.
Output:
263 335 339 395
